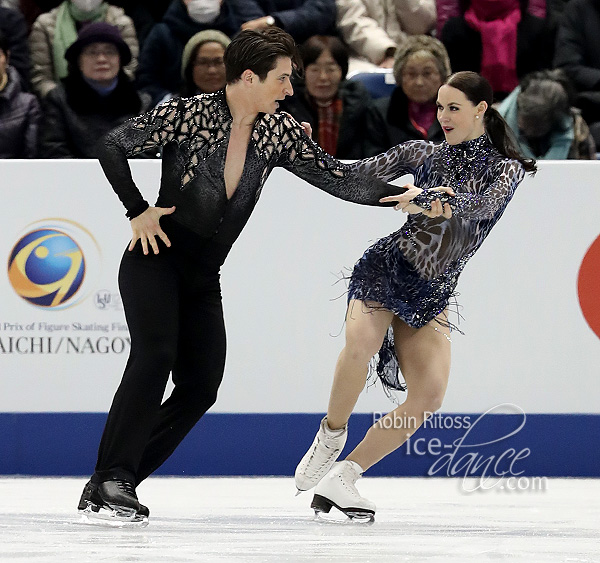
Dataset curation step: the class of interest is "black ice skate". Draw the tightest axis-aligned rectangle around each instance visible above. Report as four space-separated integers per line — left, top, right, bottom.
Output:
310 461 375 524
78 479 149 527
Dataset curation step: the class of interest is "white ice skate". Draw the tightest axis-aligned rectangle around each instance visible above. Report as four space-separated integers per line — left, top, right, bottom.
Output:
295 417 347 493
311 460 376 523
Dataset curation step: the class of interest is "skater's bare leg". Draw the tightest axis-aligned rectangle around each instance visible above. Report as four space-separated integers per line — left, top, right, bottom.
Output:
325 300 395 430
346 313 451 471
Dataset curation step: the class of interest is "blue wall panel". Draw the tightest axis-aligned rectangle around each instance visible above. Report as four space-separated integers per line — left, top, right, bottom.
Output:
0 413 597 477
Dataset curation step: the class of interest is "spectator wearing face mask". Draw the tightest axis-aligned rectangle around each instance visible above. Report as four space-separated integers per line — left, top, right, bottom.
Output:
29 0 139 98
137 0 237 106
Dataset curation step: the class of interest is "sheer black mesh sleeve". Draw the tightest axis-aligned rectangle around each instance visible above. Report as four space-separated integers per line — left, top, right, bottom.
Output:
270 113 399 205
412 160 525 220
97 98 182 218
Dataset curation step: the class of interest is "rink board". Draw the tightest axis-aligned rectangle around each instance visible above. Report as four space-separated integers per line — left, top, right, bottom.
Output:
1 159 599 476
0 412 599 477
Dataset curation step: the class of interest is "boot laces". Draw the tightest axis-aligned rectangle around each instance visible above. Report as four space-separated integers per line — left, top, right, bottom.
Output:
304 437 342 476
337 462 361 497
114 479 137 498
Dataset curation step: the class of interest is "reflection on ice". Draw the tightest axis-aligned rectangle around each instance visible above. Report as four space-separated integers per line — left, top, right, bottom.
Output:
0 477 598 562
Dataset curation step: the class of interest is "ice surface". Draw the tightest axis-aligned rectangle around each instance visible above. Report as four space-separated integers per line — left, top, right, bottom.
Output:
0 477 598 562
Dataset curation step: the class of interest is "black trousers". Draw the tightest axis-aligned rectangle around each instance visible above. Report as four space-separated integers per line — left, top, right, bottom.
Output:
93 232 226 485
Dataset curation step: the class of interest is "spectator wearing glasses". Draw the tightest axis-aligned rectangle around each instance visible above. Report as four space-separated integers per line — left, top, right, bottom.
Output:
40 22 150 158
279 35 374 158
180 30 230 97
137 0 237 106
156 29 230 107
29 0 139 98
365 35 450 155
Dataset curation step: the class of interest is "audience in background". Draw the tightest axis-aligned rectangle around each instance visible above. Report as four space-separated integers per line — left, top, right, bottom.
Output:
335 0 436 71
0 30 41 157
435 0 460 38
279 35 373 159
29 0 138 98
545 0 570 27
0 6 31 90
441 0 554 99
232 0 337 43
553 0 600 148
155 28 229 106
39 22 150 157
498 69 596 160
364 35 449 156
179 29 229 97
436 0 547 36
109 0 171 48
0 0 598 161
137 0 236 105
11 1 62 30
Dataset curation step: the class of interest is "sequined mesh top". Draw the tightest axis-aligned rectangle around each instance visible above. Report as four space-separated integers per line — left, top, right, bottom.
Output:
350 135 526 280
97 90 396 252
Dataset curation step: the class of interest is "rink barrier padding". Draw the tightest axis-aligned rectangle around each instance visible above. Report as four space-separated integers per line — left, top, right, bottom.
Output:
0 412 597 477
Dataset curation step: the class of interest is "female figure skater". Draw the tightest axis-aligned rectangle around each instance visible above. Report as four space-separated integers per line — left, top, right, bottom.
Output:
294 71 536 521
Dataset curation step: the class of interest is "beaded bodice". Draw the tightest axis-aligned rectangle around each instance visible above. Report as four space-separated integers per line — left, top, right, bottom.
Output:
350 135 526 279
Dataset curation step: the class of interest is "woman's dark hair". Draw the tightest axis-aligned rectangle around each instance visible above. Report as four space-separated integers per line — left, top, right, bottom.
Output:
446 71 537 173
300 35 349 80
224 28 303 84
181 43 201 97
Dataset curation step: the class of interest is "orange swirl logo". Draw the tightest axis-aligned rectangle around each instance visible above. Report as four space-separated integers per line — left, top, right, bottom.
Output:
7 220 102 310
8 229 85 308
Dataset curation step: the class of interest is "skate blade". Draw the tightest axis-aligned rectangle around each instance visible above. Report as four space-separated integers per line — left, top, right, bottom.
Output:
313 508 375 525
311 494 375 525
78 506 149 528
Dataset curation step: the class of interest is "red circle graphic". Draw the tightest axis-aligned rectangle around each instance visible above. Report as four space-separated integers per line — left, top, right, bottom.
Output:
578 235 600 340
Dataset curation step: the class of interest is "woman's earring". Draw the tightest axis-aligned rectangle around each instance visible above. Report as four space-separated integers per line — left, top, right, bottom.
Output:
475 115 480 119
